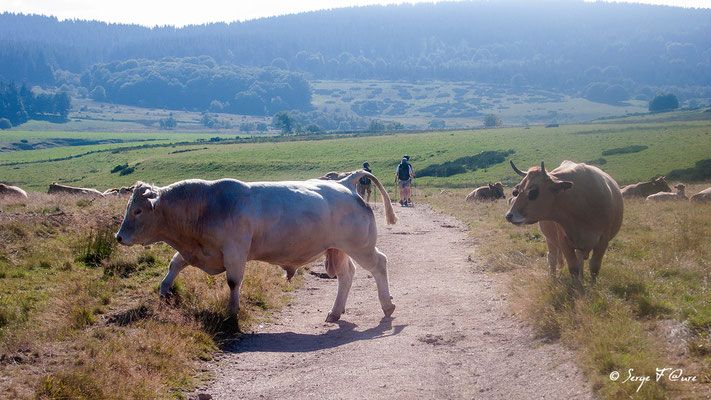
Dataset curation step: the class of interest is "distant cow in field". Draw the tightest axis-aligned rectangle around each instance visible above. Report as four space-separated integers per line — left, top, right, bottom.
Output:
465 182 505 202
0 183 28 199
621 176 671 198
506 160 623 285
115 171 398 324
103 185 135 196
690 187 711 203
48 182 104 198
646 183 687 202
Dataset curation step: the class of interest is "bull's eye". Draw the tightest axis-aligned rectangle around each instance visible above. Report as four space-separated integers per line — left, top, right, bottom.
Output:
134 209 142 216
512 189 519 197
527 188 539 200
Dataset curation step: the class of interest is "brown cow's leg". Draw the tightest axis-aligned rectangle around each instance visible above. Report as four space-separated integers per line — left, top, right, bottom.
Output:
160 252 188 296
561 243 584 289
351 247 395 318
545 240 562 277
326 252 356 322
588 243 609 285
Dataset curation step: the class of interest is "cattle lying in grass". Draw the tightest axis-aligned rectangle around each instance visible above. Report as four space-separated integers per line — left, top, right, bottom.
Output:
0 183 28 199
465 182 505 202
48 182 104 198
115 171 398 324
690 187 711 203
319 171 352 180
103 185 135 196
646 183 687 202
506 160 623 285
621 176 671 198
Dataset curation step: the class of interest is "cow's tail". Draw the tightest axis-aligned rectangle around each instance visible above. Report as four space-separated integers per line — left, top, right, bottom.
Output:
342 170 398 225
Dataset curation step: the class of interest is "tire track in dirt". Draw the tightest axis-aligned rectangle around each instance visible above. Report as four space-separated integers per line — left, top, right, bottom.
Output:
200 205 592 399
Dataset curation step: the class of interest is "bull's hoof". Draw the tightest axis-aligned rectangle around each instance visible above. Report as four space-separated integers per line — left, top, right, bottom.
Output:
325 312 341 323
383 304 396 318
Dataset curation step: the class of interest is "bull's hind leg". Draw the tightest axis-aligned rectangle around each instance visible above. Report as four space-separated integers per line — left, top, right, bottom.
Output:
160 252 188 296
351 248 396 318
325 252 356 322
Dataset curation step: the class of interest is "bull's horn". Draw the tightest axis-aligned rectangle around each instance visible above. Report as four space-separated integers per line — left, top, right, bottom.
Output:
540 161 546 176
510 160 526 177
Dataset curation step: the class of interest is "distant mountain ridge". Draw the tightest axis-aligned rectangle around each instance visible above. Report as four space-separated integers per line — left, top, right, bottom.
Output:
1 1 710 102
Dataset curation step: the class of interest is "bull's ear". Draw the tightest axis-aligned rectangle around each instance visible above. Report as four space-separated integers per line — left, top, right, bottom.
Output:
552 180 573 192
488 183 494 189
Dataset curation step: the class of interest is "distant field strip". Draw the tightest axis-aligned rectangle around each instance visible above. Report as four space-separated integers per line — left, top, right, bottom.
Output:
2 120 710 191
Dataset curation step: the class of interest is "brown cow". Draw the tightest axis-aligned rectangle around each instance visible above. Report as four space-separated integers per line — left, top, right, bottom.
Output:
690 187 711 203
506 160 623 285
115 170 397 323
646 183 687 202
48 182 104 198
465 182 505 202
0 183 28 199
621 176 671 198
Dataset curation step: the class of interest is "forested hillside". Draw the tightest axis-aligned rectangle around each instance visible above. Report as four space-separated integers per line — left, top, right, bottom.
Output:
1 1 710 115
80 58 312 115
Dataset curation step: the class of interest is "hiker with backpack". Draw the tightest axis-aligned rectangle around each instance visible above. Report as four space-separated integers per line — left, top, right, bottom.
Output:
358 161 373 203
395 156 414 206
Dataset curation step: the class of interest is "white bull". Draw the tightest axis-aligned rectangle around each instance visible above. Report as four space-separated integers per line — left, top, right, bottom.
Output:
115 171 397 323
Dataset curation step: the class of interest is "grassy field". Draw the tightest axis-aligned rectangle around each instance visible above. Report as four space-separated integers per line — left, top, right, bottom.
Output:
311 79 649 128
2 117 710 192
425 187 711 399
2 111 710 398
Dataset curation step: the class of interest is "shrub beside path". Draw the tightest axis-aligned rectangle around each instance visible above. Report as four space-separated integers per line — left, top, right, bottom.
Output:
201 205 593 399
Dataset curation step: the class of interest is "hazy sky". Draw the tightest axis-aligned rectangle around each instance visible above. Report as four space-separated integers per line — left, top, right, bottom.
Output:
2 0 710 27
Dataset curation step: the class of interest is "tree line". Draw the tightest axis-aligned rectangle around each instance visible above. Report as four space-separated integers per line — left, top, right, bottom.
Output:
81 57 312 115
0 82 70 128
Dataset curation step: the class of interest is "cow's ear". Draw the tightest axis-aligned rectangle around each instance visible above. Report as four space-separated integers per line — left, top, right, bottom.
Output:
148 196 158 210
488 183 494 189
552 180 573 192
140 186 158 199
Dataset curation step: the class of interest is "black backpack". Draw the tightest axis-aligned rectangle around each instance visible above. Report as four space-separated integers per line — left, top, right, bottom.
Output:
397 163 410 181
359 168 372 185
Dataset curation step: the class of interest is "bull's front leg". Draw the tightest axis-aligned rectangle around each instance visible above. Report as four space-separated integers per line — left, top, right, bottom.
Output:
222 245 248 319
160 252 188 296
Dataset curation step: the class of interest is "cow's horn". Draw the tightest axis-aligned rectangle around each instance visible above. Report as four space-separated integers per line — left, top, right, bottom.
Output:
540 161 546 176
510 160 526 177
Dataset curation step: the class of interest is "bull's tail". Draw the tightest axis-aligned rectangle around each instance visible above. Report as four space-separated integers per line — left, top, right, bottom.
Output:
342 170 398 225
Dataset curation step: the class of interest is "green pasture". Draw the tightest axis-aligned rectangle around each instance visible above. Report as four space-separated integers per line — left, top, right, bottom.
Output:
311 79 649 127
2 118 710 192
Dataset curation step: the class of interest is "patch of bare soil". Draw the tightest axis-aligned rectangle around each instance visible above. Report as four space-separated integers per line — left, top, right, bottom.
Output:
198 205 593 399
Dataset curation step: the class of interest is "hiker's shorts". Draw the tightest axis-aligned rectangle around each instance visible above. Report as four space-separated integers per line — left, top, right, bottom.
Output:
398 179 410 189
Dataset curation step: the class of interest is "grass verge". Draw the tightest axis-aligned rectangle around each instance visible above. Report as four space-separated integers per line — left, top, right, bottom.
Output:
424 185 711 399
0 193 299 399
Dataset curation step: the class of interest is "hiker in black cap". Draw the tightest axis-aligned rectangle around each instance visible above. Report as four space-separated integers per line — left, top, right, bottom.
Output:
395 156 414 206
358 161 373 203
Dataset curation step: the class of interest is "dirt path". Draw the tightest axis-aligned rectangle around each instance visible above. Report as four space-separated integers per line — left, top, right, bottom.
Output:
201 205 593 399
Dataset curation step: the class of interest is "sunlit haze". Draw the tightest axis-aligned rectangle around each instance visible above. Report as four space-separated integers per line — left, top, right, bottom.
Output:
2 0 710 27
